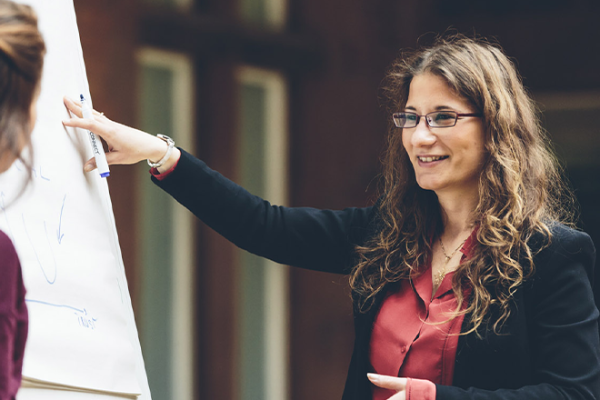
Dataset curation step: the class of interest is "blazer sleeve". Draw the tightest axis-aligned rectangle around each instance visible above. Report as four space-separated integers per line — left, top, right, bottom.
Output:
151 149 378 274
436 228 600 400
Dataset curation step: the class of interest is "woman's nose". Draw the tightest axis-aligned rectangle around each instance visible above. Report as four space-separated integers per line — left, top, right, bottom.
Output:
411 118 436 147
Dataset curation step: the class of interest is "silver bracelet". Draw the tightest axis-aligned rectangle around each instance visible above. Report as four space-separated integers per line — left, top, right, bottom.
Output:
147 134 175 168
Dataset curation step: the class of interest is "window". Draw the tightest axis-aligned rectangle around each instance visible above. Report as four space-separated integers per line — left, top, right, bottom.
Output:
236 66 290 400
140 0 192 9
240 0 287 29
137 48 195 400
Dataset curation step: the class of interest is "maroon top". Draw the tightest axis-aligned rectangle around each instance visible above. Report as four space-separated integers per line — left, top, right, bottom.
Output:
369 230 476 400
0 231 28 400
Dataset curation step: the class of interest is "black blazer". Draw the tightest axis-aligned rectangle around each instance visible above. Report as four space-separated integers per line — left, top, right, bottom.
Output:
154 149 600 400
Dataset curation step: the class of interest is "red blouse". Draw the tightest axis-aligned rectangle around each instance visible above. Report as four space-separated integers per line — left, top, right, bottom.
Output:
369 232 476 400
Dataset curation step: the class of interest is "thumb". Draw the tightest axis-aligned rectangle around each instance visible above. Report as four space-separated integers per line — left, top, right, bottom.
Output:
367 374 407 391
84 158 97 172
84 151 131 172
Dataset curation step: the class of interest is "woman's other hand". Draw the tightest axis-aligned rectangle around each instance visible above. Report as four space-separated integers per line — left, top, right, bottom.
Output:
62 96 180 173
368 373 407 400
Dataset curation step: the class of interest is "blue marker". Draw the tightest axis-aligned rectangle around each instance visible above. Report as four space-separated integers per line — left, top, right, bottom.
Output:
80 94 110 178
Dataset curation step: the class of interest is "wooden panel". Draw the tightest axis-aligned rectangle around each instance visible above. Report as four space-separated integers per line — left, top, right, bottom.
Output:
139 7 323 72
193 59 241 400
74 0 140 304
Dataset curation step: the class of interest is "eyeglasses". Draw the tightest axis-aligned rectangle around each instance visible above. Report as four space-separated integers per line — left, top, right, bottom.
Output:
392 111 482 128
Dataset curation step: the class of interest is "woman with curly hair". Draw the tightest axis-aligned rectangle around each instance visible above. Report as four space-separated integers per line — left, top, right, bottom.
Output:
63 34 599 400
0 0 45 398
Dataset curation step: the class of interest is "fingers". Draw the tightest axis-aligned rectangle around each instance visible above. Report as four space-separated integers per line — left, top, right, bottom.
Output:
63 96 106 119
62 95 99 133
64 95 163 165
62 106 112 142
62 116 98 132
367 374 407 391
84 145 128 172
64 96 83 118
84 158 96 172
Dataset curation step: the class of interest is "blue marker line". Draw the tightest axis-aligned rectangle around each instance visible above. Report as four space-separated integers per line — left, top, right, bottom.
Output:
57 195 66 244
25 299 84 314
22 214 57 284
40 166 50 181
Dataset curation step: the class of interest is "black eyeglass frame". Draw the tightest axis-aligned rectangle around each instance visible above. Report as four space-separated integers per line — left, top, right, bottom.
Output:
392 111 482 128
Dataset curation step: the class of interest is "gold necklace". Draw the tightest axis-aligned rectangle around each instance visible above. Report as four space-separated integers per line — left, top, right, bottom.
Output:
433 236 468 290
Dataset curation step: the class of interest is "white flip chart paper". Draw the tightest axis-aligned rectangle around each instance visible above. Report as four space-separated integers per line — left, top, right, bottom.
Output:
0 1 151 398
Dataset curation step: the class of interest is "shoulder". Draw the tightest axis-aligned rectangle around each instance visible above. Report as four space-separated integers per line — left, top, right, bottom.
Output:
549 223 594 253
533 223 595 263
528 223 596 289
0 231 22 303
0 230 18 265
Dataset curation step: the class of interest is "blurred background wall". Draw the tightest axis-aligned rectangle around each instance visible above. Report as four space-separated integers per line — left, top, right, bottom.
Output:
73 0 600 399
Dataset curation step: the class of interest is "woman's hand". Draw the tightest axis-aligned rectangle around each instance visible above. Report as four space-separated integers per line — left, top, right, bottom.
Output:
62 96 180 173
368 373 407 400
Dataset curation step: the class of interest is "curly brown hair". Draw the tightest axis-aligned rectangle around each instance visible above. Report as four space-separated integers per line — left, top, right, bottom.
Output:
350 34 574 335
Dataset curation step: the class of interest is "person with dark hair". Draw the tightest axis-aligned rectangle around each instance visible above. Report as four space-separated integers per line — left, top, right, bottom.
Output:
0 1 45 398
63 35 599 400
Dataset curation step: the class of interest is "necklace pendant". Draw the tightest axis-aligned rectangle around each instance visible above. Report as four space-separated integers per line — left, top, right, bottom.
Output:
435 270 445 285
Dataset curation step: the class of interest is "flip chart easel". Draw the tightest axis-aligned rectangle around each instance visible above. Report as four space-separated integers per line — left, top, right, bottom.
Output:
0 1 151 398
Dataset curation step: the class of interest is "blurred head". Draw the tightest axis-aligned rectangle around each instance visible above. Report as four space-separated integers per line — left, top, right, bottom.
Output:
0 0 45 173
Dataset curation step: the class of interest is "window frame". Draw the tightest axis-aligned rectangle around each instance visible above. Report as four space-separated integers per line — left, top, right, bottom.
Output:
136 47 196 400
235 65 290 400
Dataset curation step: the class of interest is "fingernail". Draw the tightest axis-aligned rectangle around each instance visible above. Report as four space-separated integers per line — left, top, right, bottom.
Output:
84 164 93 172
367 373 379 382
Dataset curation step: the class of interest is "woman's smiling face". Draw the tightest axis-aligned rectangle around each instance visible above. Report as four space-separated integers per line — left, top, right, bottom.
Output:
402 73 486 197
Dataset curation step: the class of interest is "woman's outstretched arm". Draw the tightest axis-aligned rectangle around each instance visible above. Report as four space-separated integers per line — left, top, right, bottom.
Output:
62 96 377 274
